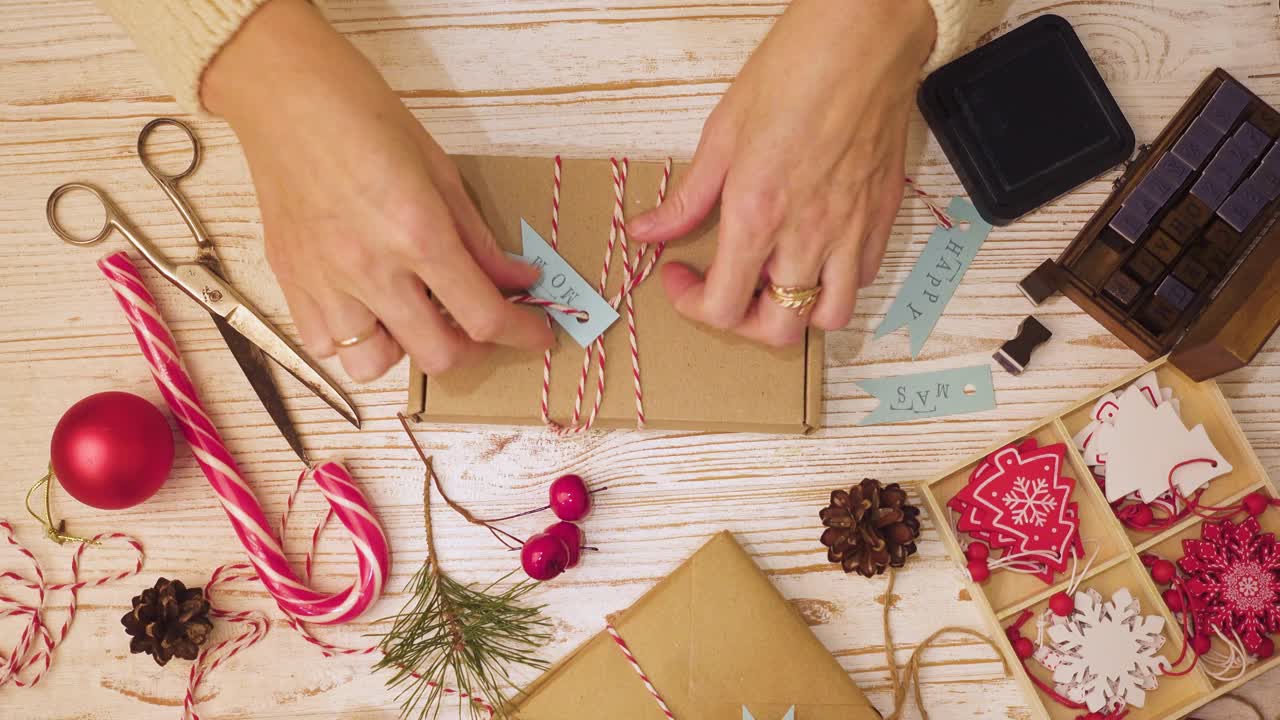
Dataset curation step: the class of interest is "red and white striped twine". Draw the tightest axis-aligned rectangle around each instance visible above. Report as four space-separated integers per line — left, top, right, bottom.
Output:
0 520 143 691
904 177 955 229
513 155 671 435
606 622 676 719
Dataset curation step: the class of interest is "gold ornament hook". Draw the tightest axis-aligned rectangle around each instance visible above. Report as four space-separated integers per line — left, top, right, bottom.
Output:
25 465 97 546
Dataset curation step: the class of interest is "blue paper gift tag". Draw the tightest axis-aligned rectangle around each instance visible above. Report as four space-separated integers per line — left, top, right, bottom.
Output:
873 198 992 358
743 707 795 720
856 365 995 426
516 219 619 347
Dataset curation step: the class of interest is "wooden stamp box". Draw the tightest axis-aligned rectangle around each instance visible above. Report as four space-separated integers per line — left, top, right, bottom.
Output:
918 358 1279 719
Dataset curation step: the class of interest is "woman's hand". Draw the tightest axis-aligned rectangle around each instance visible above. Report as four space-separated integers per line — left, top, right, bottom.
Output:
628 0 937 346
203 0 552 382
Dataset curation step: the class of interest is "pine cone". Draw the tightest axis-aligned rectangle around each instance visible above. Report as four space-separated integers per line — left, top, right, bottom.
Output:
819 478 921 578
121 578 213 666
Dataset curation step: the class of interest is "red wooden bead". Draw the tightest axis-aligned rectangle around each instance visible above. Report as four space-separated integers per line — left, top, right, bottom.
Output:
1162 588 1184 613
965 542 990 562
1191 634 1212 656
1243 492 1270 517
1257 636 1275 659
1150 559 1176 585
967 559 991 583
1129 504 1154 527
1012 637 1034 659
1049 592 1075 617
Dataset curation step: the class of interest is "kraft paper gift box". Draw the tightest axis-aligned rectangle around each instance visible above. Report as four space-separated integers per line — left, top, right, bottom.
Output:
404 155 823 434
508 532 881 720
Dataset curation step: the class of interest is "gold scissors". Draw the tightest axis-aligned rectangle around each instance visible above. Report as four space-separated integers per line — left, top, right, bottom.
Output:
46 118 359 463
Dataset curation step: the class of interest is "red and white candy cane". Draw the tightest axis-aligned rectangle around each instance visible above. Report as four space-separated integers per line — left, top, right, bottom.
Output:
0 521 143 690
96 251 389 624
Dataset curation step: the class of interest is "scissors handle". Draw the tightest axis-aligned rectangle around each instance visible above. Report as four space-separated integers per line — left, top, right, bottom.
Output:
137 118 213 252
46 182 179 280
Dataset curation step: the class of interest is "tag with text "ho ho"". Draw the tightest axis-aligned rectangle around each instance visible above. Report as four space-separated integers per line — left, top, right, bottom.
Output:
856 364 996 426
516 219 619 347
873 198 992 358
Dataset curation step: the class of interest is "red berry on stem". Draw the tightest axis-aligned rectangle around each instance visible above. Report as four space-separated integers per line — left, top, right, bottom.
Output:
1049 592 1075 617
1162 588 1184 613
521 533 570 581
1150 559 1176 585
1192 634 1212 656
549 473 591 521
1257 636 1275 659
967 559 990 583
51 391 174 510
965 543 989 562
1013 637 1034 659
544 521 583 569
1129 504 1154 527
1243 492 1270 517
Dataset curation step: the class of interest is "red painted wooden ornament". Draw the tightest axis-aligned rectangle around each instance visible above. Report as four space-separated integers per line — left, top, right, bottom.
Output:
50 391 174 510
967 559 990 583
1150 559 1176 585
1012 636 1034 659
1243 492 1270 517
1257 636 1275 659
965 542 990 562
544 521 583 569
1162 588 1184 613
1049 591 1075 617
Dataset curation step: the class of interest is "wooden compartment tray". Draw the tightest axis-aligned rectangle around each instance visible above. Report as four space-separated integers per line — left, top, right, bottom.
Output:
917 357 1278 719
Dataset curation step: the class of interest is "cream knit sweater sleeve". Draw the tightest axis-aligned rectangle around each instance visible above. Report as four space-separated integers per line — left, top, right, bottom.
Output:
96 0 976 115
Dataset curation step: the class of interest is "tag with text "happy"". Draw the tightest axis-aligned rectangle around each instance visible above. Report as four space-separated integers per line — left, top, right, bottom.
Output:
873 198 992 358
515 219 619 347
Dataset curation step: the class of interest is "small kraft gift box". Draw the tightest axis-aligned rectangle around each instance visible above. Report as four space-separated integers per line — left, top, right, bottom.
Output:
507 532 882 719
404 155 824 434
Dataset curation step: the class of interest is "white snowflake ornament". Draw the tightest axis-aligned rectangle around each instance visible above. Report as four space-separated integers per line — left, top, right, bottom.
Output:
1045 588 1168 712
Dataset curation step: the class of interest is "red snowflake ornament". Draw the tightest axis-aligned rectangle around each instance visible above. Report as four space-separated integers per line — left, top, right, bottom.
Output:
1179 517 1280 655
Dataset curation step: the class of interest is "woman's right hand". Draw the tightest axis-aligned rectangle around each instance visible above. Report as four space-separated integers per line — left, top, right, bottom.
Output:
203 0 552 383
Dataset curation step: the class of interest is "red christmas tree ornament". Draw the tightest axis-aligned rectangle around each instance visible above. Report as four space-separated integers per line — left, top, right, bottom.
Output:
50 391 174 510
1179 517 1280 656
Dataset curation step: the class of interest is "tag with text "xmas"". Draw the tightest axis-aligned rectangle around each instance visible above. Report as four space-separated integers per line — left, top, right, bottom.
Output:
873 198 992 358
516 219 619 347
856 364 996 425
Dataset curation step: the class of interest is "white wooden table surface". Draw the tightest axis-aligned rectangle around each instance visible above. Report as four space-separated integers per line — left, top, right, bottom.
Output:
2 2 1278 718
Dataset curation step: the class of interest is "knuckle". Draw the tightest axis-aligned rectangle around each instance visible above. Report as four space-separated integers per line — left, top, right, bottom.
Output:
701 300 745 330
419 345 460 376
812 307 853 332
464 311 506 343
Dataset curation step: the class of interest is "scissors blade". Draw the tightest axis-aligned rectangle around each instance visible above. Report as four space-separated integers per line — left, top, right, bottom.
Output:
222 305 361 429
171 263 360 428
210 313 311 464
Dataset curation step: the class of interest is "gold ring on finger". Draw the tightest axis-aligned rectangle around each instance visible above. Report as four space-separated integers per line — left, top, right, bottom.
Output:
765 283 822 316
333 320 383 348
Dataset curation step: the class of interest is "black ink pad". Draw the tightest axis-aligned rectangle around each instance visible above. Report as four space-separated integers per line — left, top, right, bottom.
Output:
918 15 1135 226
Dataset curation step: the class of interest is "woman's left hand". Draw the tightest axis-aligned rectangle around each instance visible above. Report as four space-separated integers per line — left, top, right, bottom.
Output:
628 0 937 346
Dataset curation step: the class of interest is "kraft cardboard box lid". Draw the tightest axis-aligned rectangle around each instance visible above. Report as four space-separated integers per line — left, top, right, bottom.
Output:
508 532 881 719
405 155 823 434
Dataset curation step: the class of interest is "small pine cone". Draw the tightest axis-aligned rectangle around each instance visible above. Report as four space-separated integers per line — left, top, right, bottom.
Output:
819 478 922 578
121 578 213 666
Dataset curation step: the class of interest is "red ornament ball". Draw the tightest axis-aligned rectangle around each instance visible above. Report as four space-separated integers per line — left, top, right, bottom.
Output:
544 521 583 569
1012 637 1034 659
1191 634 1212 656
965 542 990 562
50 391 173 510
967 559 990 583
1049 591 1075 617
521 532 570 581
1257 636 1276 659
1150 559 1177 585
549 473 591 521
1129 504 1154 527
1243 492 1270 517
1162 588 1185 613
